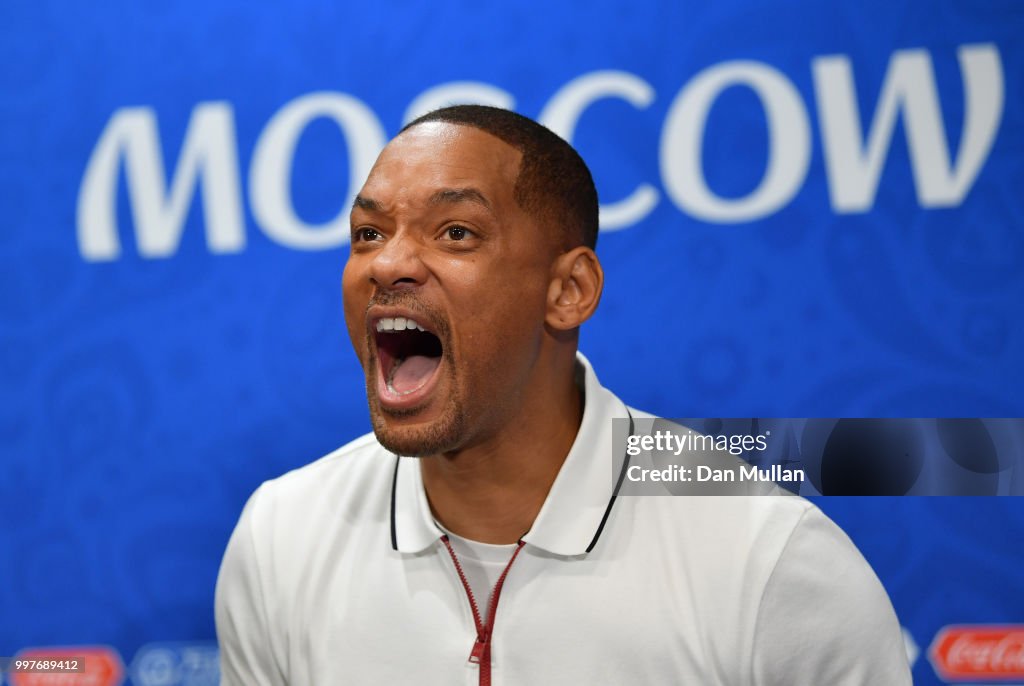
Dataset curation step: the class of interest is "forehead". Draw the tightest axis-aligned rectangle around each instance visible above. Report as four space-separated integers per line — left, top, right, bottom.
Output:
358 123 523 207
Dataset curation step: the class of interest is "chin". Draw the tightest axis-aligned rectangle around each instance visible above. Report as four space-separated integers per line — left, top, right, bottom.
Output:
369 401 467 457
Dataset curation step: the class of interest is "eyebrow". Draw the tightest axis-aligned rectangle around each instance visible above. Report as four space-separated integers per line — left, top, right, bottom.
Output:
428 187 492 211
352 187 494 214
352 195 383 212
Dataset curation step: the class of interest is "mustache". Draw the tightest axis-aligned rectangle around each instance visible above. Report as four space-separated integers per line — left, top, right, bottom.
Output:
366 292 450 340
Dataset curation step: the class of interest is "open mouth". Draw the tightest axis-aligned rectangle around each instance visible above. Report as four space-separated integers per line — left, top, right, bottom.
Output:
373 316 444 402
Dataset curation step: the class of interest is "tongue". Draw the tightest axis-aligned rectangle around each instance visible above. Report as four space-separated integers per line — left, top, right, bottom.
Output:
392 355 440 393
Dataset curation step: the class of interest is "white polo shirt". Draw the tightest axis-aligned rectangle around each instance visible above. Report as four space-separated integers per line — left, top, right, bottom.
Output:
215 354 912 685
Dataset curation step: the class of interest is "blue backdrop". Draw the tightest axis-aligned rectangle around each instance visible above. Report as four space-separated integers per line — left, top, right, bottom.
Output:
2 0 1023 683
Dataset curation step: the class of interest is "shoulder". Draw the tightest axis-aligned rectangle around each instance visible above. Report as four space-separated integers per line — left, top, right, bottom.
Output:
637 480 820 586
263 430 388 493
621 464 907 681
617 409 850 607
749 502 911 683
216 431 397 682
242 431 395 535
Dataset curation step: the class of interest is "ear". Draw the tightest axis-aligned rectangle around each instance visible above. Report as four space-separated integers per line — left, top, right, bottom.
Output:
546 246 604 330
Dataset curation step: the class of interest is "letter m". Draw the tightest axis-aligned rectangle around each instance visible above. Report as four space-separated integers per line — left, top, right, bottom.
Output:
77 102 244 260
813 44 1004 212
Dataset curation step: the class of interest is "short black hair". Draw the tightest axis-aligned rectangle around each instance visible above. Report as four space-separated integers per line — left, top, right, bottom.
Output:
401 105 599 250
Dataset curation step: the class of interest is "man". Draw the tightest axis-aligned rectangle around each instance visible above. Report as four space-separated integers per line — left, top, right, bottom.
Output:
216 105 913 685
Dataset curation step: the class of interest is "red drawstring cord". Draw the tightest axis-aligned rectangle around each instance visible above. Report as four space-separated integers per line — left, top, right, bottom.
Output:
441 535 527 686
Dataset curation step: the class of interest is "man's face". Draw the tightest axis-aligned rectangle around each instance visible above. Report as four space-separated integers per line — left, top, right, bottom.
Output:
343 123 556 456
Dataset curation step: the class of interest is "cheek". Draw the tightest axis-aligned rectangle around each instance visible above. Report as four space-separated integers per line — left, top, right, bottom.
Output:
341 260 368 357
444 250 548 308
447 260 550 361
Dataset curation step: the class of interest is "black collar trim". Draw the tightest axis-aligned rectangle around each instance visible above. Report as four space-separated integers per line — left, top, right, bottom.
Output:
389 453 400 551
586 408 634 552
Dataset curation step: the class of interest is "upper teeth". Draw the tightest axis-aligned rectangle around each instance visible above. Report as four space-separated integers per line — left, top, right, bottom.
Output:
376 317 426 332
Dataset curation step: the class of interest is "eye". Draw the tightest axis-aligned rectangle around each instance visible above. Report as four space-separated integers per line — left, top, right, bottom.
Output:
353 227 382 242
443 225 473 241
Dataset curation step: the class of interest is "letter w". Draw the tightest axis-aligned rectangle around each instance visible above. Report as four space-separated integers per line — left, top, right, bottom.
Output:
77 103 244 260
813 44 1003 212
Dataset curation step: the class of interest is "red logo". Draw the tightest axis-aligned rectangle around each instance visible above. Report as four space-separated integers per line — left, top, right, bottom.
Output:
9 646 124 686
929 625 1024 681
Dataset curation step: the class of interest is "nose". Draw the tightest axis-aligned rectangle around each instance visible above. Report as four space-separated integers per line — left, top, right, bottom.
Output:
367 232 429 290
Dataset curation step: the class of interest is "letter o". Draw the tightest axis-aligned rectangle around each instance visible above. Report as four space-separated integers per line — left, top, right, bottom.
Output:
660 61 811 223
250 92 387 249
540 70 659 231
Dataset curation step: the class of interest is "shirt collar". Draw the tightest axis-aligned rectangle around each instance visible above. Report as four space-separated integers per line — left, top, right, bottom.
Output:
389 351 633 557
389 448 442 554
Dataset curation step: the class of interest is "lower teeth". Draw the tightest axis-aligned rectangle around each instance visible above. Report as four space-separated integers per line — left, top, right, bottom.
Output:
387 381 420 396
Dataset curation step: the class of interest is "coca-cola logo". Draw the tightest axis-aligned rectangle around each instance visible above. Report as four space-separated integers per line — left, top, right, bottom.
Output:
929 625 1024 681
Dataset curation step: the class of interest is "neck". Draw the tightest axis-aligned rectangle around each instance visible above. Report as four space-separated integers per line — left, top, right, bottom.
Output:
420 353 583 545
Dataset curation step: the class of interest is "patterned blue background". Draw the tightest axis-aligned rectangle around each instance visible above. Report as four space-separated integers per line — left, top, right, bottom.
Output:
2 0 1022 683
